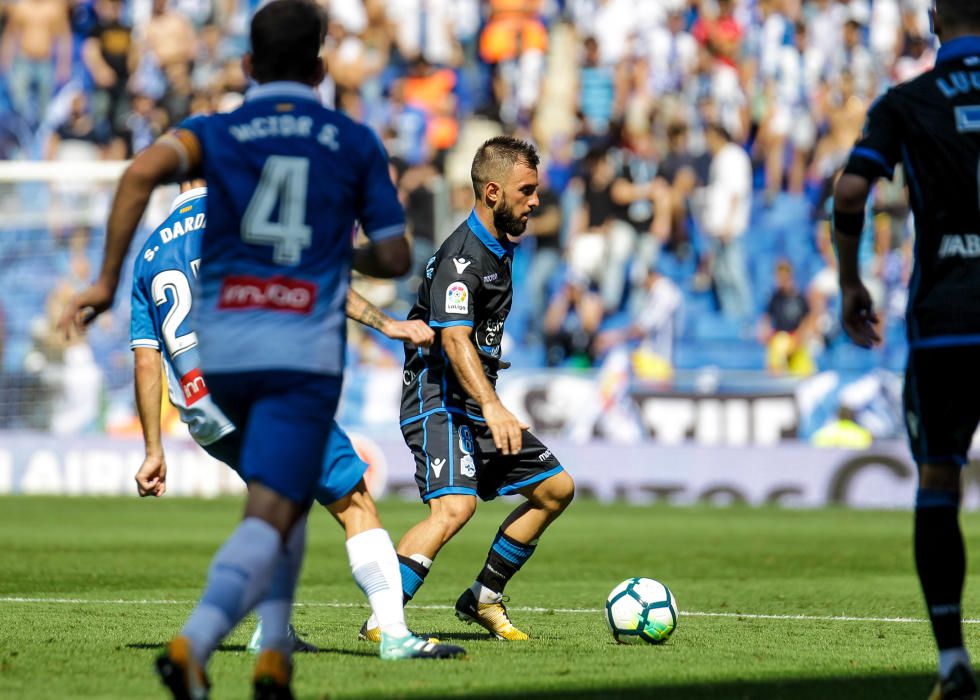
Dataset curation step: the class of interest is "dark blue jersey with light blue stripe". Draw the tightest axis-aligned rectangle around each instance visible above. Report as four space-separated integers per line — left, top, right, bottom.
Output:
176 81 404 375
843 36 980 345
401 211 515 423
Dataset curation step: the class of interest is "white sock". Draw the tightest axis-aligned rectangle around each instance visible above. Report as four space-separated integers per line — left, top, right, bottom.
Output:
256 513 308 654
181 517 282 664
471 580 501 604
939 647 972 679
347 529 410 638
366 553 432 632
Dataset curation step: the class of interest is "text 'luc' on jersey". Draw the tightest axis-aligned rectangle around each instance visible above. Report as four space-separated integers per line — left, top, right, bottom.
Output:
843 37 980 346
401 210 515 422
175 81 405 376
130 188 235 447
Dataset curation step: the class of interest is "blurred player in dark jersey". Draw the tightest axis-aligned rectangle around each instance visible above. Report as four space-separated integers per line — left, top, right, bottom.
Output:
834 3 980 697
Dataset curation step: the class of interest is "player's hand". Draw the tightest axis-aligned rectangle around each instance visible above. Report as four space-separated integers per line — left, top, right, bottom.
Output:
57 279 115 339
482 400 530 456
135 453 167 497
840 281 881 348
384 319 435 348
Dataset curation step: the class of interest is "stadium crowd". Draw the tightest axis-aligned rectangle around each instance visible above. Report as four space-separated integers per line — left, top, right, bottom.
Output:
0 0 931 432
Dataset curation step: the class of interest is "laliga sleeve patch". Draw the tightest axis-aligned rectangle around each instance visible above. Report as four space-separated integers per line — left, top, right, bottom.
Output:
445 281 469 314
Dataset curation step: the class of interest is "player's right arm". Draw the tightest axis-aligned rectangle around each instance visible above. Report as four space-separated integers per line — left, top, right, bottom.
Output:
441 325 528 456
428 256 527 455
833 92 902 348
58 129 201 336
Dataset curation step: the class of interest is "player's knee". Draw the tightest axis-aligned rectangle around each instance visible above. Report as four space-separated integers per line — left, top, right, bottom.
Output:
428 495 476 534
533 471 575 514
918 463 962 493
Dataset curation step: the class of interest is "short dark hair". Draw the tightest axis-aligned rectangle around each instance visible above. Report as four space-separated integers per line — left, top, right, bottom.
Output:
250 0 326 84
470 136 539 198
936 0 980 29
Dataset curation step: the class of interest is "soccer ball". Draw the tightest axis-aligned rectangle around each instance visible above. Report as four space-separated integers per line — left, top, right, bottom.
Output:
604 577 678 644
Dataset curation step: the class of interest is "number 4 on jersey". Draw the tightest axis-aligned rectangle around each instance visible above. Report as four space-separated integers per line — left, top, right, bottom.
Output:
242 156 312 265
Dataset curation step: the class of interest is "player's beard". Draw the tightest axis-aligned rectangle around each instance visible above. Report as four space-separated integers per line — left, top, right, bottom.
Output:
493 200 528 237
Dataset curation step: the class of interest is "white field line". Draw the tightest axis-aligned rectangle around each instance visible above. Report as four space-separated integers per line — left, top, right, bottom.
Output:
0 596 973 625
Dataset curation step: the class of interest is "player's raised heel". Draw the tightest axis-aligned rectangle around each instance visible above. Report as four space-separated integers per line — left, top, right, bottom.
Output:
358 620 382 643
454 588 529 641
252 649 293 700
929 663 978 700
379 631 466 660
155 636 210 700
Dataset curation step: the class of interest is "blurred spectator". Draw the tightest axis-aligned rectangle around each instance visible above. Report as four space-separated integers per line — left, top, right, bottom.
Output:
82 0 133 137
44 92 114 160
758 259 814 376
543 271 604 368
1 0 72 126
699 122 752 318
568 147 636 311
577 36 615 135
524 176 563 339
656 120 703 258
404 58 459 154
595 267 682 374
810 406 873 449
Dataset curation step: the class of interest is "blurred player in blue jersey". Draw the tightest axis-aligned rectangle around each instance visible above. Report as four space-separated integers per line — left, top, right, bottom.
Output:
129 183 464 665
59 1 432 697
834 2 980 698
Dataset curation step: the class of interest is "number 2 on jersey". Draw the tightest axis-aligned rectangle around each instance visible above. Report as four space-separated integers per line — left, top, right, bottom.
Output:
152 269 198 358
242 156 312 265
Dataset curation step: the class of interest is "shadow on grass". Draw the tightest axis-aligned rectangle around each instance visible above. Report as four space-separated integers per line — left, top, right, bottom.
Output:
124 642 375 658
402 673 937 700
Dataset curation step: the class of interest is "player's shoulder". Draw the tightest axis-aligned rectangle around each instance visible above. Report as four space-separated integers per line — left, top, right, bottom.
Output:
437 220 488 267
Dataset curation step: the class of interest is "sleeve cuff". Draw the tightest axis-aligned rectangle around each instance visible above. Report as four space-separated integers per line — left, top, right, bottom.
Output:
130 339 161 350
365 223 406 242
429 320 474 328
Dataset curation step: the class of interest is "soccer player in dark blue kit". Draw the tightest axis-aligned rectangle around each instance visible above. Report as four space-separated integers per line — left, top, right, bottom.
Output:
834 2 980 698
59 1 451 697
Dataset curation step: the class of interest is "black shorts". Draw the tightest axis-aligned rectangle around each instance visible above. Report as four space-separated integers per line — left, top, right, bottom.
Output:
401 409 564 502
904 345 980 467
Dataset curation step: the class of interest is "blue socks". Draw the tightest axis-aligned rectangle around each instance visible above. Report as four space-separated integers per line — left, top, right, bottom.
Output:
476 530 537 595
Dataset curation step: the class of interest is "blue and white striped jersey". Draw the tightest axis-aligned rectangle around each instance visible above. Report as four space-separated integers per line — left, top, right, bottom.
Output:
130 188 235 446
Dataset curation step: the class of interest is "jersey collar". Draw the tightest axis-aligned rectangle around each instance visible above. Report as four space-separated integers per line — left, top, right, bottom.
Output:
467 209 516 259
170 186 207 214
245 81 321 104
936 36 980 65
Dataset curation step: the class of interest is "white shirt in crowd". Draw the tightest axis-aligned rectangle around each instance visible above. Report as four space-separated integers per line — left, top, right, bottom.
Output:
703 142 753 240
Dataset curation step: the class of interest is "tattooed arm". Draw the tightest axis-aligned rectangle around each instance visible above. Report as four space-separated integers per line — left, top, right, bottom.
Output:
346 288 434 347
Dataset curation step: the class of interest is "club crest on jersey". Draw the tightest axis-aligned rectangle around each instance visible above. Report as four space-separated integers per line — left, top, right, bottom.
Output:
445 282 469 314
460 455 476 478
459 426 474 455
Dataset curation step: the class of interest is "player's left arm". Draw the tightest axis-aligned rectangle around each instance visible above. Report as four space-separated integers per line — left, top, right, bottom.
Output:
58 129 202 336
133 346 167 497
832 92 902 348
351 129 411 278
345 287 434 347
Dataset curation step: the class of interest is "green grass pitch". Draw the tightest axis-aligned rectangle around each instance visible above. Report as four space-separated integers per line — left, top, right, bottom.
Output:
1 496 978 699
